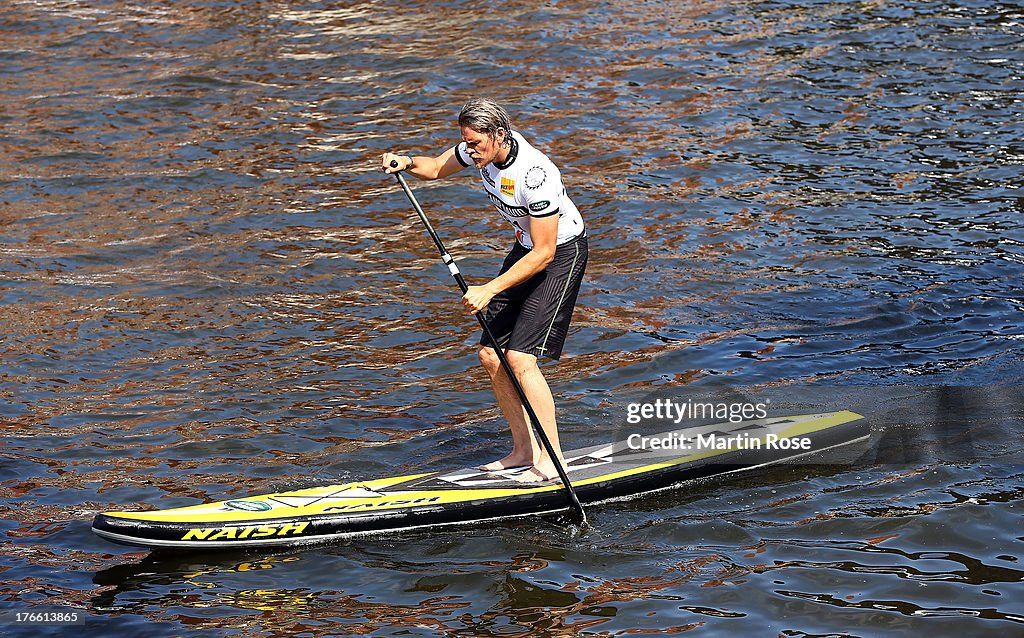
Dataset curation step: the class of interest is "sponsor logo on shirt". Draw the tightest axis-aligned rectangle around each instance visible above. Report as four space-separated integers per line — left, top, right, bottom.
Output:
487 193 529 217
525 166 546 189
500 177 515 197
529 200 551 212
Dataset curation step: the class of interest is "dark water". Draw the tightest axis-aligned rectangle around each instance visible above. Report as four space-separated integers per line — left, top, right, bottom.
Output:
2 0 1023 635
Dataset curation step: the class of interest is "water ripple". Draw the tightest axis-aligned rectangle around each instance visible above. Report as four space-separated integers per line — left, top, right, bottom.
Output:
1 0 1022 635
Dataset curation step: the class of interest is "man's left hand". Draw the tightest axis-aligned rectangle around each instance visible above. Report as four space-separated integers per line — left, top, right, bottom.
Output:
462 285 496 315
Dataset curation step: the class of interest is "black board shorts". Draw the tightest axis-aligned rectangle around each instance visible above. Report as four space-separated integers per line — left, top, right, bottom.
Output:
479 234 588 361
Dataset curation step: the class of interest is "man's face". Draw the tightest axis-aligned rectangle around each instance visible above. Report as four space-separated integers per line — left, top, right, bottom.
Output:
460 125 505 168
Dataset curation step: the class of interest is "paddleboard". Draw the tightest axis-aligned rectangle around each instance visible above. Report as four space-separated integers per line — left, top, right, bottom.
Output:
92 411 868 549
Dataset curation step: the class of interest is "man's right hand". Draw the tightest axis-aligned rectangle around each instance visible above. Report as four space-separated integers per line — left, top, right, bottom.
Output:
381 153 411 174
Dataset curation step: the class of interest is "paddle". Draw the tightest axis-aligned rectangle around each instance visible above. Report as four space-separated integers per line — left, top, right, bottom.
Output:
389 161 587 527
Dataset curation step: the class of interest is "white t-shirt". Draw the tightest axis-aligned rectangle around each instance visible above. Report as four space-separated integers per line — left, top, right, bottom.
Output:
454 131 585 249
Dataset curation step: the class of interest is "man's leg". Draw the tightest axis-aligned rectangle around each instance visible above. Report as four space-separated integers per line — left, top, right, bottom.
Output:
505 350 564 481
477 346 535 470
478 346 565 480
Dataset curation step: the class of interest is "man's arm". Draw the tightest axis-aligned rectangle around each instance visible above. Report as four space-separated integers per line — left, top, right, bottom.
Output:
461 214 558 315
382 147 465 180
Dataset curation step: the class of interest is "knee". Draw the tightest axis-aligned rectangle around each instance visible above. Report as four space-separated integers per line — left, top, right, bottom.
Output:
478 347 537 379
505 350 538 379
478 346 501 374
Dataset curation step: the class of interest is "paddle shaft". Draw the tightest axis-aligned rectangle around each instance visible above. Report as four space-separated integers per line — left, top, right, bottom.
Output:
390 165 587 526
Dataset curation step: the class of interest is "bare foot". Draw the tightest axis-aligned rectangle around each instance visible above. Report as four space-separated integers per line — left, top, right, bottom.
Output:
477 453 533 472
511 465 560 484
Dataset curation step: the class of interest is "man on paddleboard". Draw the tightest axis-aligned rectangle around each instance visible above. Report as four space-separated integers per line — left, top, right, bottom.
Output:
382 98 588 483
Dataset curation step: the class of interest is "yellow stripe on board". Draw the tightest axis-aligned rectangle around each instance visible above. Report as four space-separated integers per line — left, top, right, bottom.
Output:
105 484 559 524
104 473 438 523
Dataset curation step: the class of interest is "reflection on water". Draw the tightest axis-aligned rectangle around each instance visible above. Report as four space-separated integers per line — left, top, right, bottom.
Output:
1 0 1022 635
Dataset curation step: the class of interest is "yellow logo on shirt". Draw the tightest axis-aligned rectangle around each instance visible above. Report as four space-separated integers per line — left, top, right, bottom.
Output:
500 177 515 197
